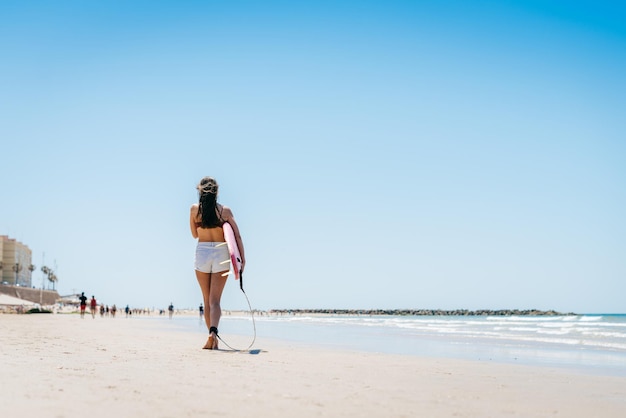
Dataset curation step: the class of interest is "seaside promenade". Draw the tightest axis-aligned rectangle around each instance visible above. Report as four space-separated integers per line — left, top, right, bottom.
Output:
0 284 59 306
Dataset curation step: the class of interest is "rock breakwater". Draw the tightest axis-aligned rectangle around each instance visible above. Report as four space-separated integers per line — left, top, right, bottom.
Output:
268 308 576 316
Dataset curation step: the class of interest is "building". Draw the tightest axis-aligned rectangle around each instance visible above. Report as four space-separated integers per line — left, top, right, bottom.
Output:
0 235 34 287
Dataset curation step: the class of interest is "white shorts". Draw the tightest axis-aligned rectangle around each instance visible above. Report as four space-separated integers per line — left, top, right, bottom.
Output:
195 242 230 273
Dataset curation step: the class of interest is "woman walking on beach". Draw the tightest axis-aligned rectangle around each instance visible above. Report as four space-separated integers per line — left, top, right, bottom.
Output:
90 296 97 319
190 177 245 350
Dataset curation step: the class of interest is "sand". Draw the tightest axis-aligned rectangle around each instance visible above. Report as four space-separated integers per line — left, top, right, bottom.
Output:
1 314 625 418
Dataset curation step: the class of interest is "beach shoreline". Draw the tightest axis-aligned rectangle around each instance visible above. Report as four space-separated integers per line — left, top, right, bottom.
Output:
183 311 626 377
1 313 625 417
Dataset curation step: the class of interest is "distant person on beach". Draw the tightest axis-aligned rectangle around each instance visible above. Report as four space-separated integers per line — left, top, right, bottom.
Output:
79 292 87 318
90 296 97 319
190 176 246 350
168 303 174 319
111 304 117 318
199 303 204 319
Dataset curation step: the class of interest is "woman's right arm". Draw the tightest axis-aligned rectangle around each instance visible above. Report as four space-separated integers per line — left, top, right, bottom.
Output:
222 206 246 272
189 204 199 239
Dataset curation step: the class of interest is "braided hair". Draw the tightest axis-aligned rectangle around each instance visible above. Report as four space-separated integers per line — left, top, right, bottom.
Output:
196 177 224 228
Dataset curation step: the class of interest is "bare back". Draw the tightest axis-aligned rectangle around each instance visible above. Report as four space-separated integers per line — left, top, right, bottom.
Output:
190 203 232 242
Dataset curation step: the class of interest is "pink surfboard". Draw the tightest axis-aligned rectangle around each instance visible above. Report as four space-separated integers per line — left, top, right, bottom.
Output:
222 221 242 280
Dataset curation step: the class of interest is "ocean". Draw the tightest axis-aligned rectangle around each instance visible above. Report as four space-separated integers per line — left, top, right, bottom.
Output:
167 313 626 376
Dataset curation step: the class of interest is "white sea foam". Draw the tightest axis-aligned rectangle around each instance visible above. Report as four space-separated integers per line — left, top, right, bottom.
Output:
579 315 603 322
508 327 541 332
256 313 626 354
581 331 626 339
541 322 576 328
486 316 566 322
588 322 626 328
537 329 572 336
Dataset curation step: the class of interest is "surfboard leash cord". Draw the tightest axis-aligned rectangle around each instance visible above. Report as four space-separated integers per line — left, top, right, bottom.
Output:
216 272 257 352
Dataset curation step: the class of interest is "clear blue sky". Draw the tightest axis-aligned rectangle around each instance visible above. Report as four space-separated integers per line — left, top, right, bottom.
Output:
1 0 624 313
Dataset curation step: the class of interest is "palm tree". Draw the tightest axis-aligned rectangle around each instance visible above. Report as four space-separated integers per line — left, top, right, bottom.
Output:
41 266 50 289
12 263 23 286
49 272 58 290
28 264 36 285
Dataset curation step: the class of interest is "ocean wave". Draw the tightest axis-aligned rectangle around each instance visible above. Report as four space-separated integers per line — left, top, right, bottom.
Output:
252 314 626 352
579 315 603 322
581 331 626 339
486 316 568 322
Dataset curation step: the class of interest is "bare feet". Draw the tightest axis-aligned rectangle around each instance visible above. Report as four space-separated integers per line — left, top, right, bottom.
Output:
202 332 218 350
210 331 218 349
202 335 214 350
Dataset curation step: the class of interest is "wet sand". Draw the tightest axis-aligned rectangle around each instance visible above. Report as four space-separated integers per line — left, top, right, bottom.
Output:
1 314 625 417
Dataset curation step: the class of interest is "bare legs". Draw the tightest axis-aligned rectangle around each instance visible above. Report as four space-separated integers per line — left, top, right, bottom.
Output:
196 269 228 349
